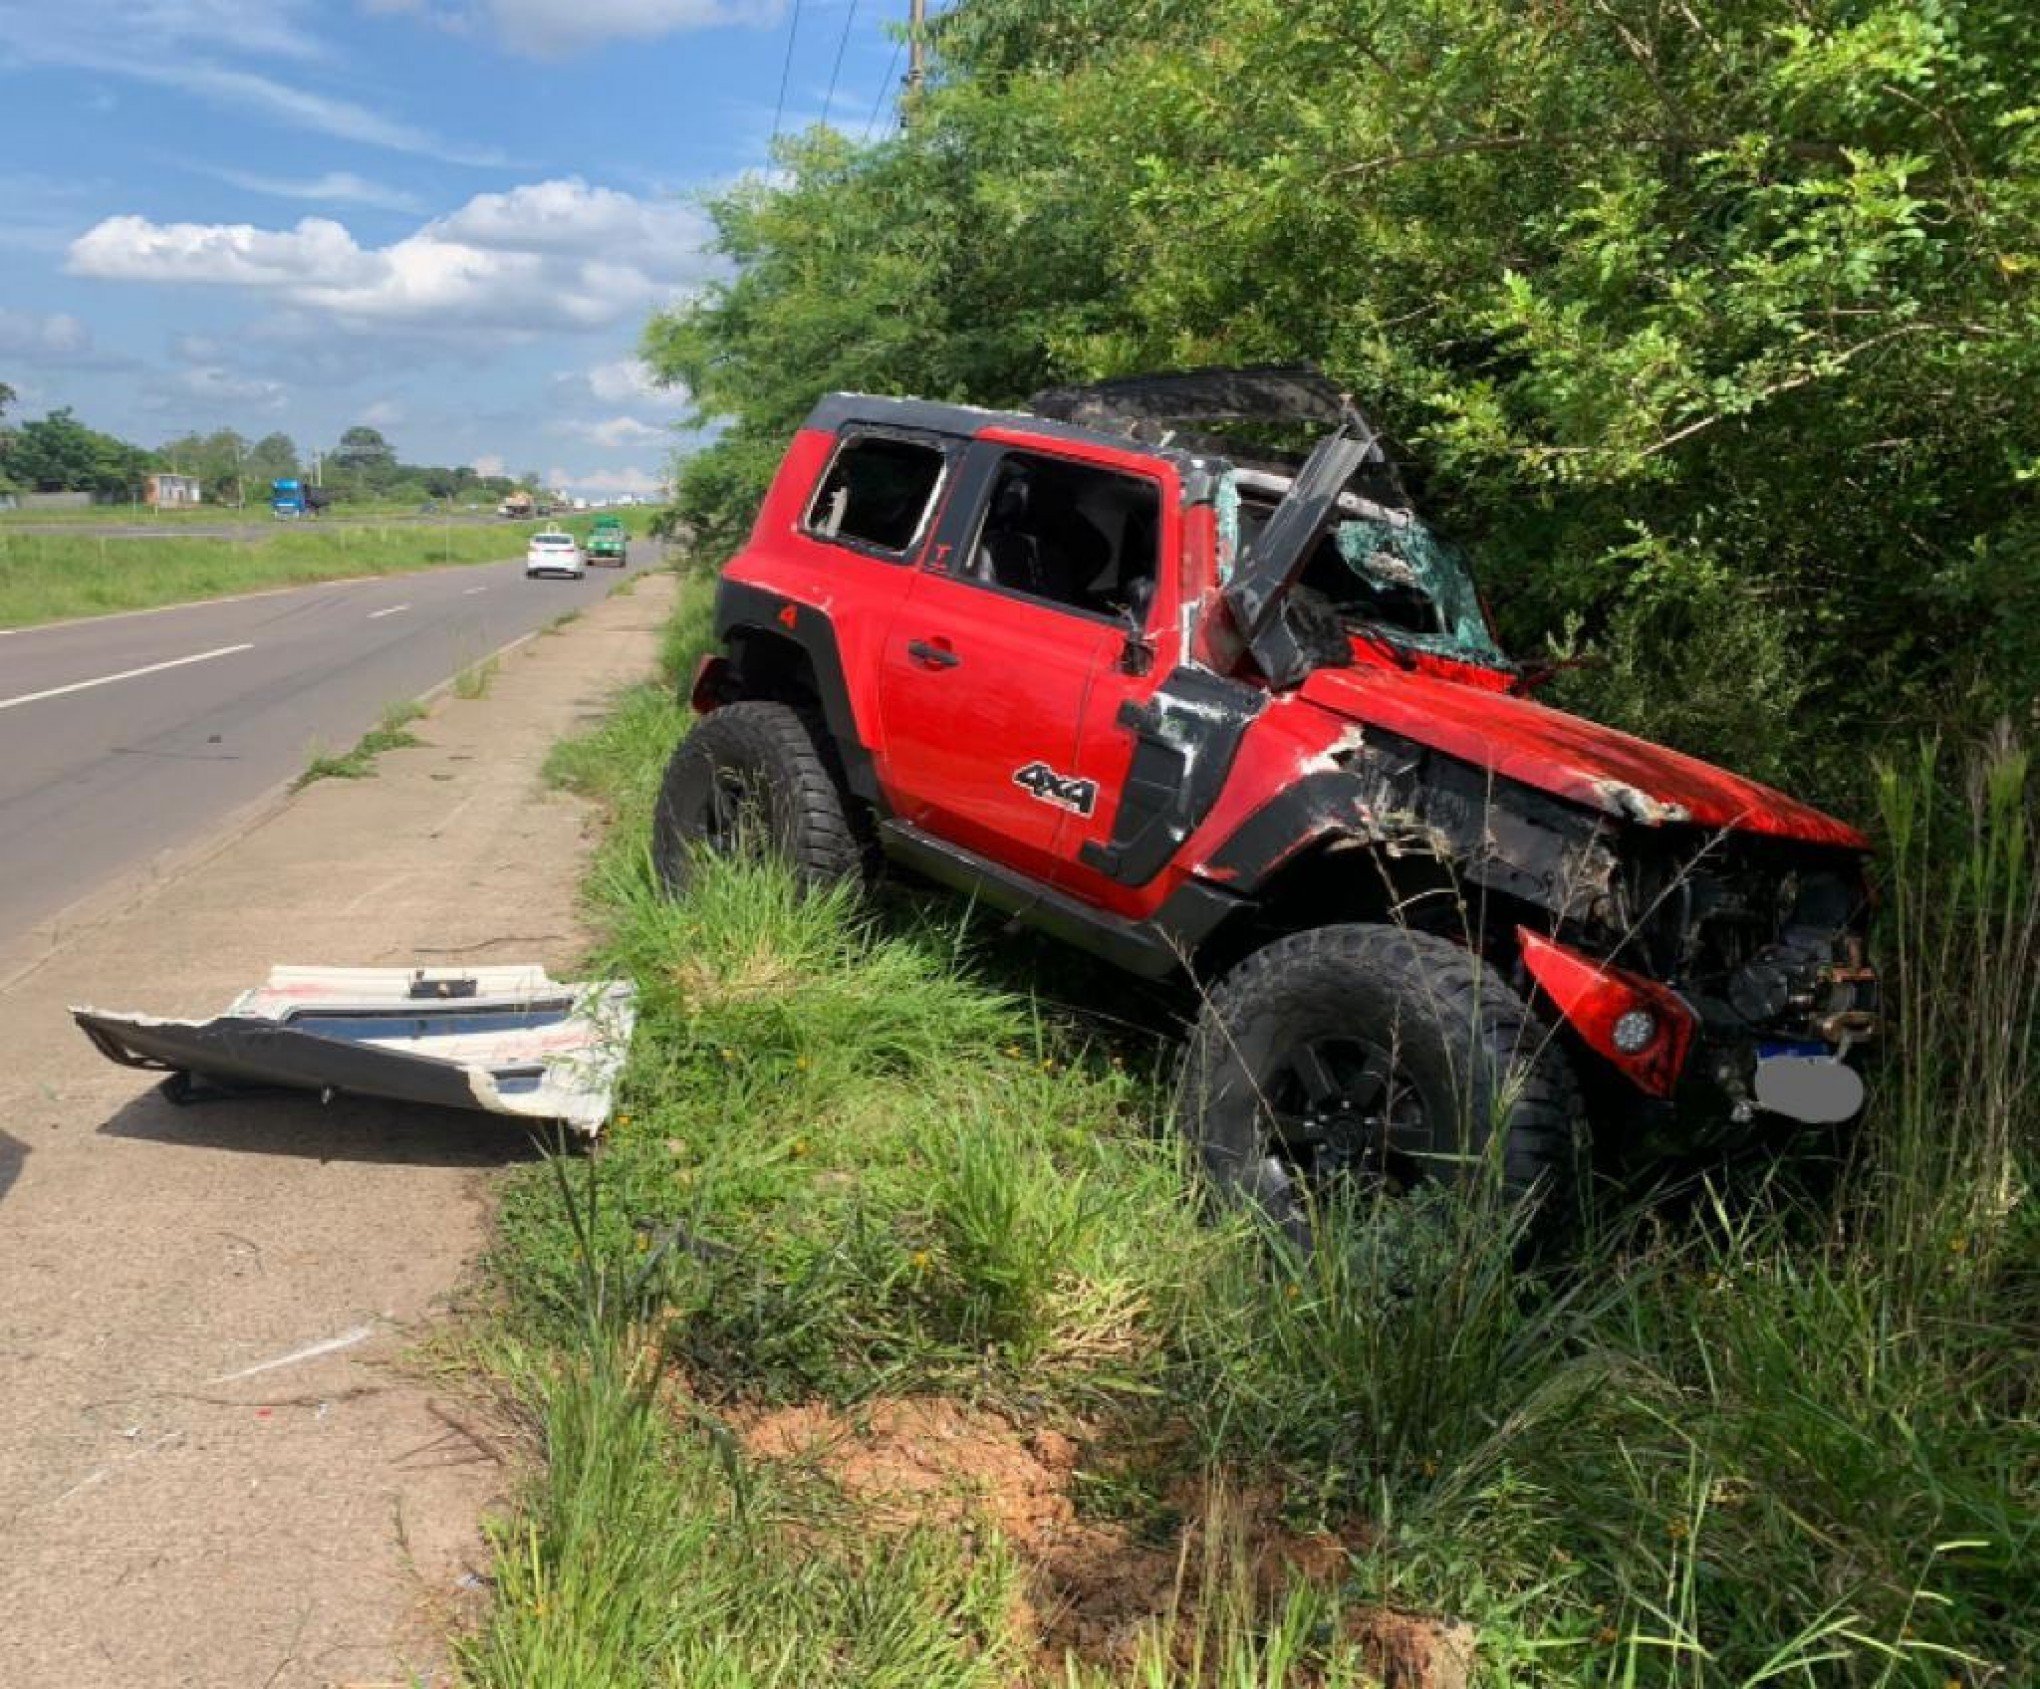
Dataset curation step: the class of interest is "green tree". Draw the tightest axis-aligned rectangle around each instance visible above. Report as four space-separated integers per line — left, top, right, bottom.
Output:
332 424 398 492
245 432 299 489
647 0 2040 798
159 429 254 502
0 381 17 493
10 408 155 497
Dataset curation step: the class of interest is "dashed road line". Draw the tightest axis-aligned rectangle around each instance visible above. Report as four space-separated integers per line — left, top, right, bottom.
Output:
367 604 410 620
0 643 256 714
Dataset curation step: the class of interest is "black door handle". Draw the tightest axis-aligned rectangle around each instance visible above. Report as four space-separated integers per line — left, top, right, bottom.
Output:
906 639 961 669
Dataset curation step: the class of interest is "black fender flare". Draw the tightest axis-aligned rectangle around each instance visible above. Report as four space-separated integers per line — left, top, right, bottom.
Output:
711 580 882 808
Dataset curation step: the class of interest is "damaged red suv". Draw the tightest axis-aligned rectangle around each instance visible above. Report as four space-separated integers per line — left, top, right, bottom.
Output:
656 369 1881 1236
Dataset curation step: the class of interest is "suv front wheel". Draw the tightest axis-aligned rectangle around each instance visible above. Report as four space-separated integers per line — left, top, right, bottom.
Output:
1178 924 1585 1247
652 701 865 895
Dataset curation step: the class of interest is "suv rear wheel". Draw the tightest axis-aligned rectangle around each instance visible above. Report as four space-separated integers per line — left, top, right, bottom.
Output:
652 702 864 895
1178 924 1584 1247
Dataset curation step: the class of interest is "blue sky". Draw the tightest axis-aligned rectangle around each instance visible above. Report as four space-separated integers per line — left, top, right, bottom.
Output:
0 0 906 497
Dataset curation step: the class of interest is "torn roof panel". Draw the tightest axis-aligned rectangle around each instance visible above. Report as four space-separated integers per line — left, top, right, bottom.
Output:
73 965 635 1135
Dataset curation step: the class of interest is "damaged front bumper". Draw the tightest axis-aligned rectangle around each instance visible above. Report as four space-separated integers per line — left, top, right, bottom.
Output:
74 964 636 1135
1518 926 1874 1129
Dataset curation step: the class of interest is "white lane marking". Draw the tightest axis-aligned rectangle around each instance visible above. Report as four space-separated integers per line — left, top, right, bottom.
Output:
463 586 488 596
0 643 255 714
367 603 410 620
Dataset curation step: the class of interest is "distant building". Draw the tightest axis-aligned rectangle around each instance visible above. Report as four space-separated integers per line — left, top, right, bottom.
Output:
144 473 202 508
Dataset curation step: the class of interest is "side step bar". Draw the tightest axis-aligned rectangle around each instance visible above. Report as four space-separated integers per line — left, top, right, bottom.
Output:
877 820 1242 980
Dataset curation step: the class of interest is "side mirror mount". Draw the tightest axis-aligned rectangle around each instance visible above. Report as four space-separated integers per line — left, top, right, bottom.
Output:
1118 610 1157 677
1117 578 1157 676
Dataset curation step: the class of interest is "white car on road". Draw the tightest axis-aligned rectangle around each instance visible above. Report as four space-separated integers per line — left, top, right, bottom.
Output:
525 529 585 579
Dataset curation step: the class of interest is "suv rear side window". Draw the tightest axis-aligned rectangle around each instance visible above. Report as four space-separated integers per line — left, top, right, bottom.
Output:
806 434 946 555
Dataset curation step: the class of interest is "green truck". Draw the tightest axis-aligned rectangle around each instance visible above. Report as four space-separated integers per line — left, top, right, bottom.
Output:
587 514 629 567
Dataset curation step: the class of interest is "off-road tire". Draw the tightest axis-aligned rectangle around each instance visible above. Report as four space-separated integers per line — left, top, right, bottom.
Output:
1179 923 1585 1246
652 701 864 895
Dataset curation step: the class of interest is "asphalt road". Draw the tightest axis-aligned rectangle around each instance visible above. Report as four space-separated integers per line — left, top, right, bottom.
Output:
0 544 657 946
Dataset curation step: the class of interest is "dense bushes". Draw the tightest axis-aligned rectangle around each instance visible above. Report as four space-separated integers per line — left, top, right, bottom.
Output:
646 0 2040 804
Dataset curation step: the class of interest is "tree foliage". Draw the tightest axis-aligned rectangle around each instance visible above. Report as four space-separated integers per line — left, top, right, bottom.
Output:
158 428 305 503
4 407 157 497
647 0 2040 796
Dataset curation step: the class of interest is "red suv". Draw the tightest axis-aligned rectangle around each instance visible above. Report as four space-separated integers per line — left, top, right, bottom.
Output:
656 369 1880 1236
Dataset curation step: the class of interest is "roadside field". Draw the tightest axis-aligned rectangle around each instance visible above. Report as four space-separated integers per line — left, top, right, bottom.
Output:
0 498 492 527
0 513 621 628
461 576 2038 1685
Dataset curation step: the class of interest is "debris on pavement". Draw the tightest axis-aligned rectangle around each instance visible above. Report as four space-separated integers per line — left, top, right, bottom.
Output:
72 964 636 1134
206 1324 378 1386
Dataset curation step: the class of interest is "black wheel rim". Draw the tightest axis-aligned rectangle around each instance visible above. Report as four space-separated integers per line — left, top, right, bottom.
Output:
1261 1034 1435 1197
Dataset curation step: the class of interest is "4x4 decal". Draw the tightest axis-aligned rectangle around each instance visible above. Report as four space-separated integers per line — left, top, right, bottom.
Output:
1013 760 1098 816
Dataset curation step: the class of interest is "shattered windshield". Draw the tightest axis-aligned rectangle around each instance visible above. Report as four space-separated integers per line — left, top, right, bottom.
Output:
1220 469 1509 669
1328 511 1507 667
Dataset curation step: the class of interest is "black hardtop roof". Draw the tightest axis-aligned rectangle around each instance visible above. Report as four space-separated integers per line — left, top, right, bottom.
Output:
806 369 1389 486
803 391 1197 468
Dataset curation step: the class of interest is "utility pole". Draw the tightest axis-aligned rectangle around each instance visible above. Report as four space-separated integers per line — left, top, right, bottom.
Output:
903 0 925 120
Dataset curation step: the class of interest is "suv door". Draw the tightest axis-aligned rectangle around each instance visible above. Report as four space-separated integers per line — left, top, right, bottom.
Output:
873 436 1171 885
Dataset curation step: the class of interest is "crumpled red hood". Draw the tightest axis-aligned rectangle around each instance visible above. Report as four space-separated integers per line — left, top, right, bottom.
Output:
1300 663 1868 850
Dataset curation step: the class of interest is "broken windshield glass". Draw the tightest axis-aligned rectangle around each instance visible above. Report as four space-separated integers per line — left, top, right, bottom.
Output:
1329 511 1507 667
1223 467 1509 669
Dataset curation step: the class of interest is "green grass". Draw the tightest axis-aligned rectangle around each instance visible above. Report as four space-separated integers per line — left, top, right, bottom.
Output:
453 656 500 701
0 497 481 526
468 580 2038 1686
0 515 612 629
293 699 428 789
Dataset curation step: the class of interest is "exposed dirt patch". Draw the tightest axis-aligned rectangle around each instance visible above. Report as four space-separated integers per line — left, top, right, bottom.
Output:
736 1395 1468 1685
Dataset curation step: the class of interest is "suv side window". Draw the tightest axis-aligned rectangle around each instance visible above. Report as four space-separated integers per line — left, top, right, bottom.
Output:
961 451 1161 622
805 433 947 557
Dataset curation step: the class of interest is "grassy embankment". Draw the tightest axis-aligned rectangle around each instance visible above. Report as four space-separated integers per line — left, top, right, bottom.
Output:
460 570 2037 1686
0 512 630 629
0 497 477 526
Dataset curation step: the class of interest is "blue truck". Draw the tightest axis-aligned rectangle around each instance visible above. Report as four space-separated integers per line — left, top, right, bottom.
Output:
271 479 331 518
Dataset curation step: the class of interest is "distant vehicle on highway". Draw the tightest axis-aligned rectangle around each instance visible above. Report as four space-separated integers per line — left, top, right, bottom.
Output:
271 479 331 519
498 490 535 518
587 515 628 567
525 529 585 579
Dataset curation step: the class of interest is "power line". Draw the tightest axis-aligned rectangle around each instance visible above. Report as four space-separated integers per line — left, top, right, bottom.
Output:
861 34 904 142
820 0 861 132
768 0 807 154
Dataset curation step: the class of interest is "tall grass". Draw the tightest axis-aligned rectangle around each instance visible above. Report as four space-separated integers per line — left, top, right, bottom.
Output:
474 603 2036 1687
0 514 622 628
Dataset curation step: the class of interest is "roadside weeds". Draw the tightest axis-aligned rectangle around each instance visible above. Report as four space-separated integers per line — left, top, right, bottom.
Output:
456 569 2040 1686
295 699 429 789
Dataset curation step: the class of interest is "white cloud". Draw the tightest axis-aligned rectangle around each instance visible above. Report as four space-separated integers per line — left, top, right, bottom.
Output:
587 355 689 409
372 0 779 58
0 0 503 164
205 168 425 214
471 452 509 478
0 309 95 360
66 179 717 335
70 215 374 288
548 462 668 498
361 399 406 426
562 414 668 448
173 363 289 408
